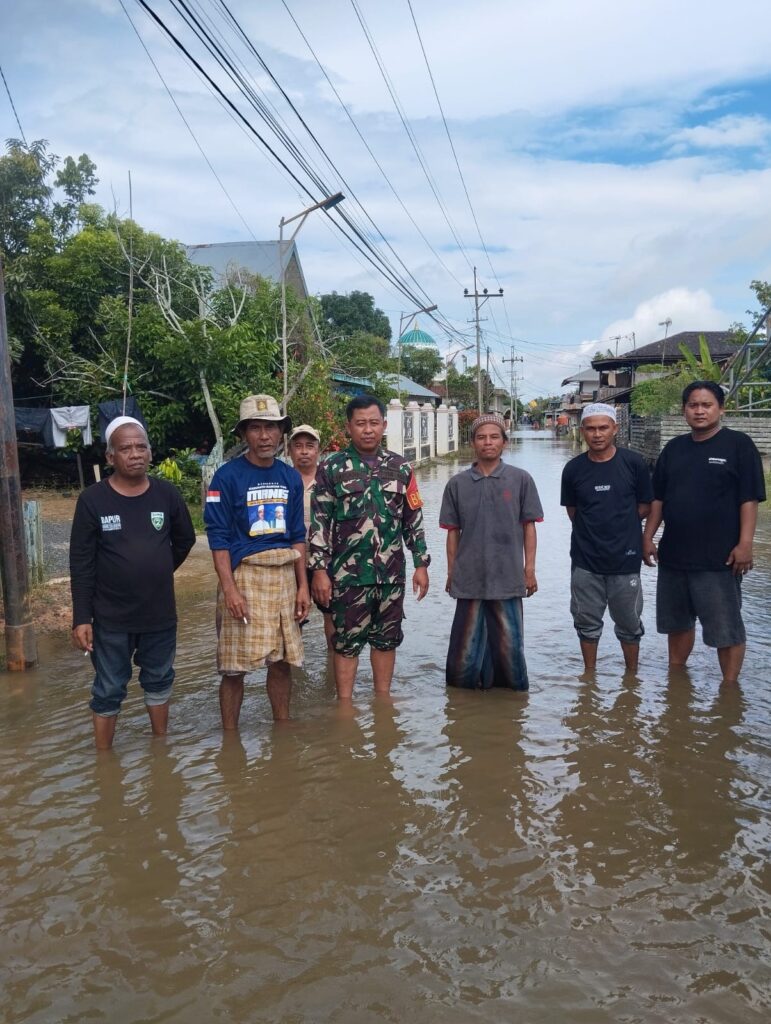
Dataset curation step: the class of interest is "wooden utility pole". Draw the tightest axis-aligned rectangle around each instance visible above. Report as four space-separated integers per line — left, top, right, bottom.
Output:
464 267 503 413
0 257 37 670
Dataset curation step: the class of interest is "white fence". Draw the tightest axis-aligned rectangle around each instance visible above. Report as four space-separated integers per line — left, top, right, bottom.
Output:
384 399 459 464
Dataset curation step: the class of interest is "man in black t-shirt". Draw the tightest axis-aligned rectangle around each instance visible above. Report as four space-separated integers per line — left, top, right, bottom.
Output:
561 403 652 672
70 417 195 749
642 382 765 684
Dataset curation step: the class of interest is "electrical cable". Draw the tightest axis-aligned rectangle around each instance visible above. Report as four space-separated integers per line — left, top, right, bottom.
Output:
279 0 465 291
119 0 259 242
349 0 474 270
133 0 436 310
0 61 27 145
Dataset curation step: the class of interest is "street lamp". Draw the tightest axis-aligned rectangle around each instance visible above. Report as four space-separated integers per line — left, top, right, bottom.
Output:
444 342 474 405
279 191 345 411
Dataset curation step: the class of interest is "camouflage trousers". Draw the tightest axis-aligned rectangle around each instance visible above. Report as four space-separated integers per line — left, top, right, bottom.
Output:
330 584 405 657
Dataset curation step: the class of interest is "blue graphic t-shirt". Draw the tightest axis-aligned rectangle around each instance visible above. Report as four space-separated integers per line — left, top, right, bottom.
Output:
204 455 306 569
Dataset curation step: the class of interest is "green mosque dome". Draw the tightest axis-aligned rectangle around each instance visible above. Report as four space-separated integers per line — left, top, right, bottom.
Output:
399 321 436 347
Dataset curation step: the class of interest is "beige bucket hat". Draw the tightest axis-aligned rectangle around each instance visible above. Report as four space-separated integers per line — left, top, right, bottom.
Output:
234 394 292 435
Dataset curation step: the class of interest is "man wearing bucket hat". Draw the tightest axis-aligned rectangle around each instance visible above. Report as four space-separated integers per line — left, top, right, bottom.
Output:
561 402 652 673
70 416 196 748
439 413 542 690
204 394 310 727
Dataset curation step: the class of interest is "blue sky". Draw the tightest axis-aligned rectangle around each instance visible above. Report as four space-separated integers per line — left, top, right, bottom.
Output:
2 0 771 400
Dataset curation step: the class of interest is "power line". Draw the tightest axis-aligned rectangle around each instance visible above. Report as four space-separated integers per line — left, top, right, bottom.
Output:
280 0 465 290
119 0 259 241
133 1 431 311
349 0 474 270
0 62 27 145
211 0 439 309
404 0 517 342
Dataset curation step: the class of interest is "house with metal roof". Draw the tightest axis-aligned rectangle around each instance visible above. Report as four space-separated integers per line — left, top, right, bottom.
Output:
591 331 739 404
382 374 442 406
186 240 309 301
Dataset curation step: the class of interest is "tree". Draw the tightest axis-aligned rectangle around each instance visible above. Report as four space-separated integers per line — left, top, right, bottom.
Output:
400 346 442 388
320 290 391 341
330 330 393 380
0 139 56 258
630 335 720 415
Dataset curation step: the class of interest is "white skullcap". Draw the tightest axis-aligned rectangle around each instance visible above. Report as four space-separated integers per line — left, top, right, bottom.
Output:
104 416 147 446
581 403 617 423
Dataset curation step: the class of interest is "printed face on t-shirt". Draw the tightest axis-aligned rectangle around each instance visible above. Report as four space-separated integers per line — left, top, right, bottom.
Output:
247 487 289 536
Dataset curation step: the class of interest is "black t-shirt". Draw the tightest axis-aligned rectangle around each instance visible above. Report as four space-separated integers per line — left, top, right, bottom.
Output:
70 477 196 631
561 447 653 574
652 427 766 571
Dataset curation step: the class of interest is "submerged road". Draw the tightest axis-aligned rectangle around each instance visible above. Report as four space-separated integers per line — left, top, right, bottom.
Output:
1 432 770 1023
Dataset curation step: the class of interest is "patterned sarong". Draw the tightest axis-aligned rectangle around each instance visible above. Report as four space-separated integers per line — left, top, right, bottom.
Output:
445 597 528 690
216 549 303 673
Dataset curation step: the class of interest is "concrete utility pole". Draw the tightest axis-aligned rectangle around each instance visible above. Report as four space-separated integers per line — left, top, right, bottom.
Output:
502 348 523 425
464 267 503 413
0 257 37 670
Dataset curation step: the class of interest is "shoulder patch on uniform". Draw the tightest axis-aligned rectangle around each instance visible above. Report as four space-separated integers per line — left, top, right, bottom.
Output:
406 472 423 510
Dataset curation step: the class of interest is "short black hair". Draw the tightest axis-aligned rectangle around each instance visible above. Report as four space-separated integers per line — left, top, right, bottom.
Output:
346 394 386 421
682 380 725 407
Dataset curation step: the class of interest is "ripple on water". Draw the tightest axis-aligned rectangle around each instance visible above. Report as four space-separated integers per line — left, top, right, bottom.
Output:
1 441 770 1022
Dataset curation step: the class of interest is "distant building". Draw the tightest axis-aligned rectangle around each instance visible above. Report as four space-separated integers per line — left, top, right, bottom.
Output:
560 369 600 427
382 374 442 407
591 331 739 405
186 240 309 301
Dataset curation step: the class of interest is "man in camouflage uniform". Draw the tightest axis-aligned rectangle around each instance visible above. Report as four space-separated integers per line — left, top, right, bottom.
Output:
309 395 430 699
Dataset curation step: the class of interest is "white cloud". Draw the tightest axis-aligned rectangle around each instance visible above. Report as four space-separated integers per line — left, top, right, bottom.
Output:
669 115 771 151
4 0 771 404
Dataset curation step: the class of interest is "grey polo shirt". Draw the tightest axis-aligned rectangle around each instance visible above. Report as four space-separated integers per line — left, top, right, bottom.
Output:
439 461 543 600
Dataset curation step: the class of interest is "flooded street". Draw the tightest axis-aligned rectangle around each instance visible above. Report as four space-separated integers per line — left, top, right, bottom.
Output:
2 434 770 1023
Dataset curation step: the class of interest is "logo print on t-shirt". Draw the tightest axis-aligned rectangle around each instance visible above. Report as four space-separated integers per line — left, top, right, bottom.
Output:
100 514 121 532
246 485 289 536
151 512 165 531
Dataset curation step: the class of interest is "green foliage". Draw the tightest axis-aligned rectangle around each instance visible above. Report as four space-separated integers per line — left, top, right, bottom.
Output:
631 334 721 415
0 139 364 462
331 329 393 379
286 356 348 449
150 448 201 505
320 290 391 342
400 346 442 388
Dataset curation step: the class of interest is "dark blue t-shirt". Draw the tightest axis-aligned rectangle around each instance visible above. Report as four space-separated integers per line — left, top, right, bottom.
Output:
204 455 306 570
561 446 653 574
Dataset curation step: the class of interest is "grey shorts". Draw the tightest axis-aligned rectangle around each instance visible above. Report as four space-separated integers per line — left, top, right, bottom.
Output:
656 565 745 648
570 567 644 644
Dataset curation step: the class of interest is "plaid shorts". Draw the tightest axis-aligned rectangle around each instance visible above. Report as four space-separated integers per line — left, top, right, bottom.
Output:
330 584 405 657
216 549 304 674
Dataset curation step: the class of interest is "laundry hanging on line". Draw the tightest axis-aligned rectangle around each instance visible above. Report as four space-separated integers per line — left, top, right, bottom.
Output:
50 406 93 447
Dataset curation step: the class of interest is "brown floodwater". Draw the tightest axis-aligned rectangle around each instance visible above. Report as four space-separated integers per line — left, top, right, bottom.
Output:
2 434 770 1023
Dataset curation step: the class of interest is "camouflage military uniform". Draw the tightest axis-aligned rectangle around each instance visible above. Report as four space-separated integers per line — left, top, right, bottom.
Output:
309 445 430 656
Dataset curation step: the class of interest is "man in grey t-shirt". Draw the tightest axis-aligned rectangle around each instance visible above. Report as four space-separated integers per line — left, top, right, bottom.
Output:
439 414 543 690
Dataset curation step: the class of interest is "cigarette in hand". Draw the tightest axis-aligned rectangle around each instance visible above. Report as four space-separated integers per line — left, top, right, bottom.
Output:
242 616 248 625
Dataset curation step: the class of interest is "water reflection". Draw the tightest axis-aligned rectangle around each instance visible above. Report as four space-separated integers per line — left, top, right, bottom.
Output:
1 438 770 1023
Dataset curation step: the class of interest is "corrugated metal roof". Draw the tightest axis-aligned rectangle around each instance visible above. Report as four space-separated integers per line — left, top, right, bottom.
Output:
185 240 309 298
382 374 441 400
